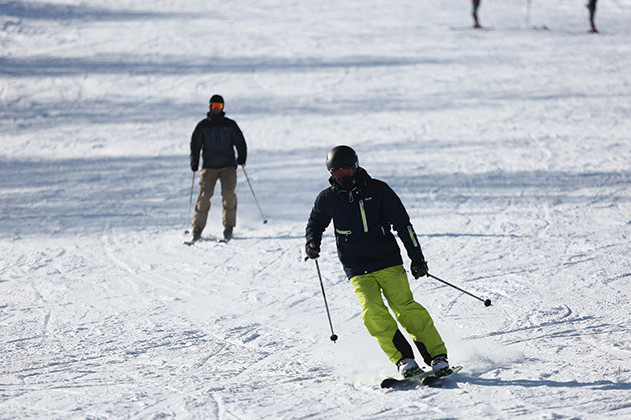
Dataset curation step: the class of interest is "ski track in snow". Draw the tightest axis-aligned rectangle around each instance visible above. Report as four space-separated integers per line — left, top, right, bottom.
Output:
2 0 631 418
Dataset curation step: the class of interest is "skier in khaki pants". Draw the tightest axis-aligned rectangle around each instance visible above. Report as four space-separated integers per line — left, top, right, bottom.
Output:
190 94 247 242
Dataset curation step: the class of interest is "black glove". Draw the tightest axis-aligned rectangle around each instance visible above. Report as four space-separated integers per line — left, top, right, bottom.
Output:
305 241 320 259
410 259 428 279
191 162 198 172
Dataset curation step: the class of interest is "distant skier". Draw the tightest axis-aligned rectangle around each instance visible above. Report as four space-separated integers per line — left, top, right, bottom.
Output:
189 94 247 242
305 145 450 379
587 0 598 33
472 0 482 29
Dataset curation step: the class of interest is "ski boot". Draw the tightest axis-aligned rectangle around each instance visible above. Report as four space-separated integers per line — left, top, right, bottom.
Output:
223 226 233 241
397 358 422 378
431 354 450 377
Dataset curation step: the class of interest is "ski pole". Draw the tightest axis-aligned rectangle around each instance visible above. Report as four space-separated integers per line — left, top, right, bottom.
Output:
184 171 196 234
241 166 268 224
427 273 492 307
311 258 338 343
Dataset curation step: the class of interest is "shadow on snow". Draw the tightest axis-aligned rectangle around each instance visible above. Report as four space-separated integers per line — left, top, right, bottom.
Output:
1 150 629 238
460 374 631 391
0 54 446 77
0 1 198 21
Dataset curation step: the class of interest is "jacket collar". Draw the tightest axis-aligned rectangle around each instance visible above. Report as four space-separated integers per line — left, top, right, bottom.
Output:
207 111 226 120
329 167 370 195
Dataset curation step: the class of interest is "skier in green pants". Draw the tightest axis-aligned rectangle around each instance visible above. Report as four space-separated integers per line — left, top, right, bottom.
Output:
305 145 450 378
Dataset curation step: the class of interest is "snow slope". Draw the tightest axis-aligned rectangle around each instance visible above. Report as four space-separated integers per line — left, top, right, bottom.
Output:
1 0 631 418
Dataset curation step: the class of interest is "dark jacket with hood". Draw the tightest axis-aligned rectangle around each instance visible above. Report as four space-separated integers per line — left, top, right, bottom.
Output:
306 167 425 278
190 111 247 171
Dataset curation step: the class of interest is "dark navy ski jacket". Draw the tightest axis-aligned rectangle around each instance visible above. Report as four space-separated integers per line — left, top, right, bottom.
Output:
190 112 247 170
306 167 425 278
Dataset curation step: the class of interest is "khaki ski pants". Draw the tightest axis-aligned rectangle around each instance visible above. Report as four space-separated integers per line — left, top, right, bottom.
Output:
192 167 237 231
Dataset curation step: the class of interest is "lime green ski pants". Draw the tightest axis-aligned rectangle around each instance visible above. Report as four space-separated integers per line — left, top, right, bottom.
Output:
349 265 447 365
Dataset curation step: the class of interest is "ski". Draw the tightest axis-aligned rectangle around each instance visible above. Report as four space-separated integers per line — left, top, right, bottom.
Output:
380 365 463 389
183 236 230 246
420 365 462 387
380 370 433 389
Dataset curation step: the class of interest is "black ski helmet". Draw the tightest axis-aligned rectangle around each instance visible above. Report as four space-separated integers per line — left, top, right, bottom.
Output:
209 94 224 104
326 145 358 172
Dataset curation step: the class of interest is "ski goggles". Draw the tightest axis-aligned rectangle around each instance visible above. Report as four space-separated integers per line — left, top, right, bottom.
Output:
329 167 354 179
210 102 224 112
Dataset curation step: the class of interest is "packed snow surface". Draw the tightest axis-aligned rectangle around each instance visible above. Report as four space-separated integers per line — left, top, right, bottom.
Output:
2 0 631 418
